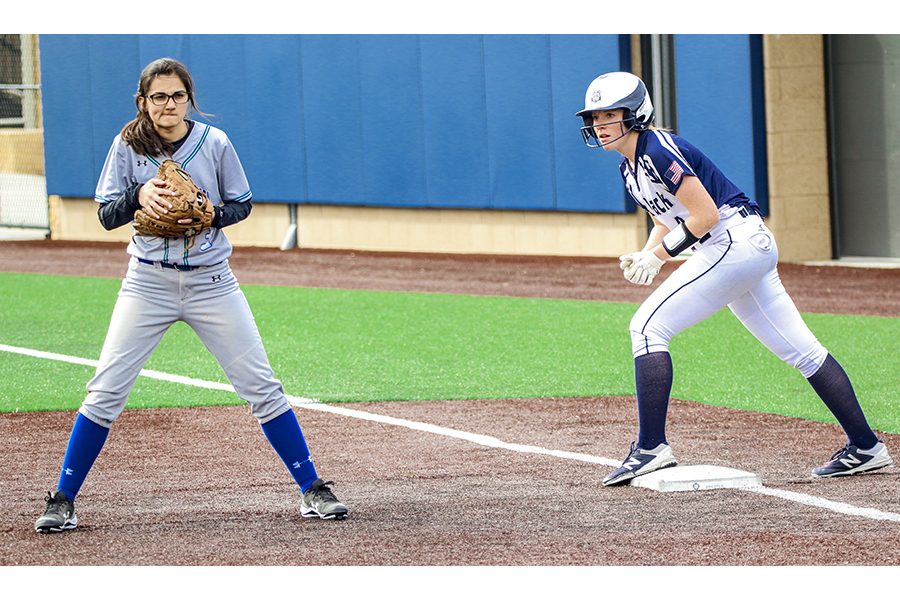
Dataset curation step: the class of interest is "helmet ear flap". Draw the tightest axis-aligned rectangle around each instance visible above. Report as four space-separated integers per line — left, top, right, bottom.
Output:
631 93 654 131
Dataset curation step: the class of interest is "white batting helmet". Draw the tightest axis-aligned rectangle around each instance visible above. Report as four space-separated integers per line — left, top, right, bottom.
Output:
576 72 654 147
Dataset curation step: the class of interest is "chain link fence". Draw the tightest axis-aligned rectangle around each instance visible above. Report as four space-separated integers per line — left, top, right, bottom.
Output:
0 34 49 234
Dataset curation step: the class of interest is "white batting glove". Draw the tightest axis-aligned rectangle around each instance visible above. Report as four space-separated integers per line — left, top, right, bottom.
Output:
623 250 665 285
619 252 636 271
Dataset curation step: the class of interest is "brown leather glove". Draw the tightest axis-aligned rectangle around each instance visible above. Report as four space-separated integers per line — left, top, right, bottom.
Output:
133 160 214 240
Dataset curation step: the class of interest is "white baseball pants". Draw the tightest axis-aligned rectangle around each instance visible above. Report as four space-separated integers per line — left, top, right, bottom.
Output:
630 212 828 378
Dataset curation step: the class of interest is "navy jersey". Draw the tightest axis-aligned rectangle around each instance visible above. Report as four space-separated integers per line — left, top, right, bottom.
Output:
619 130 756 231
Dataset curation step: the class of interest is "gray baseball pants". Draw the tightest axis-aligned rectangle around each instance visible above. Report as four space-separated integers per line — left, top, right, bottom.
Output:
79 257 292 427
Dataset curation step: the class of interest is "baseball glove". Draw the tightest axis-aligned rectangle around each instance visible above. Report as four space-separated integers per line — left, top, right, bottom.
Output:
133 160 214 240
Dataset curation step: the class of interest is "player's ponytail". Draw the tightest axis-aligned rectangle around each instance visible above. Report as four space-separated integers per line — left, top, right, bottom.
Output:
121 110 169 157
120 57 209 157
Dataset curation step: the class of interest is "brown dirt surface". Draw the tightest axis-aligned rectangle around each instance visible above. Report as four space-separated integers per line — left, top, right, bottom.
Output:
1 240 899 567
2 240 899 316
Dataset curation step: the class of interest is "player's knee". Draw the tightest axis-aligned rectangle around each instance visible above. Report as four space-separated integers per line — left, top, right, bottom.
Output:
80 391 127 425
249 395 292 423
630 324 671 358
785 343 828 378
77 405 116 428
256 402 294 425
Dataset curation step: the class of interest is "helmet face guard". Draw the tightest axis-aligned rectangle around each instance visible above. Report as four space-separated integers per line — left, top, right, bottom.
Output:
579 111 637 148
576 72 654 149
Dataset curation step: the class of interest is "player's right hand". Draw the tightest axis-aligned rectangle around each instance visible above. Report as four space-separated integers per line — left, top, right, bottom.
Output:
138 178 178 219
623 250 665 285
619 253 636 271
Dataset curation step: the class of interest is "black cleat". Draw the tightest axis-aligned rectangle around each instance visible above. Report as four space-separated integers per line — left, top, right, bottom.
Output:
813 440 893 478
602 442 678 486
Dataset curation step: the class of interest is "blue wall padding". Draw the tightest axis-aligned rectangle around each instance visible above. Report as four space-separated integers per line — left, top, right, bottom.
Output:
41 34 665 213
674 34 769 214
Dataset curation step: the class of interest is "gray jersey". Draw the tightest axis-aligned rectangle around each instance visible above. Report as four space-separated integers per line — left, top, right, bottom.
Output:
94 120 252 266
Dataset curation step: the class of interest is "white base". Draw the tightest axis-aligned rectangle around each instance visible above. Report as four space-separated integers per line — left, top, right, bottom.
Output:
630 464 762 493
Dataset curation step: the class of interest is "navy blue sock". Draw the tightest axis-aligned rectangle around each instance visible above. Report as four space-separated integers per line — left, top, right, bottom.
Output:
807 354 878 449
260 409 319 492
634 351 673 449
57 413 111 501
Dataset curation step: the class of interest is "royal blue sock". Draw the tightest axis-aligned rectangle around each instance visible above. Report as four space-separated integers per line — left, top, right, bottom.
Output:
57 413 111 501
634 351 673 449
807 354 878 449
260 409 319 492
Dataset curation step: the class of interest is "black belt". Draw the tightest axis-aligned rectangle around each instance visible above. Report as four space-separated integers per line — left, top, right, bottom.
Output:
137 258 205 271
737 205 762 218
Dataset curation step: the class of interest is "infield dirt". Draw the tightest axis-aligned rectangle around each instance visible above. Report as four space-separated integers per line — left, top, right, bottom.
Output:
1 241 898 565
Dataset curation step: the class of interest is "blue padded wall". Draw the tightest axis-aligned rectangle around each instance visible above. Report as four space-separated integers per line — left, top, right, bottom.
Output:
40 34 630 211
674 34 769 214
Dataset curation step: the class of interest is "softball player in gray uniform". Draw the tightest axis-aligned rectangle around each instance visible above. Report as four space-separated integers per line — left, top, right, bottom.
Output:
36 58 347 533
576 72 893 486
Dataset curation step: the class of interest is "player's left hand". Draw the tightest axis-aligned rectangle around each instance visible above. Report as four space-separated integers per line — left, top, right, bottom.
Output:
623 250 665 285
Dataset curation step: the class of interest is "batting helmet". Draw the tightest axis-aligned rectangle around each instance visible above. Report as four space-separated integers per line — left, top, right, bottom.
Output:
576 72 654 148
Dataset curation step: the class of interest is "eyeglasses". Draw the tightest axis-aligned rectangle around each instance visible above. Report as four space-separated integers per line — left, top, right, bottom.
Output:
145 91 190 106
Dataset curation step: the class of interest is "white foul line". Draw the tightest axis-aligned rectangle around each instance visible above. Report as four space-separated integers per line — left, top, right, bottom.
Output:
3 342 899 523
747 485 900 523
294 399 900 523
296 400 619 466
0 343 318 403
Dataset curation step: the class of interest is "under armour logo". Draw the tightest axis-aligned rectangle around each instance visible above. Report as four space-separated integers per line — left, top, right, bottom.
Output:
137 160 148 167
292 461 302 469
211 274 222 282
64 468 74 476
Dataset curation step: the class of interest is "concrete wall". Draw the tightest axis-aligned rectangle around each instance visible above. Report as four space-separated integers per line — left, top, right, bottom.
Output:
50 196 648 256
49 197 292 247
295 205 647 256
0 130 44 176
762 34 833 261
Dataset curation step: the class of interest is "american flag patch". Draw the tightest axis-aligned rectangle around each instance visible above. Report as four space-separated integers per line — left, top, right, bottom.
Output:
665 160 684 185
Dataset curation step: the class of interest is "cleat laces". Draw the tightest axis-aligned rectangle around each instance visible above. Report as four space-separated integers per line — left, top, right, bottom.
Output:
39 491 72 522
44 491 66 514
828 444 853 462
311 481 339 502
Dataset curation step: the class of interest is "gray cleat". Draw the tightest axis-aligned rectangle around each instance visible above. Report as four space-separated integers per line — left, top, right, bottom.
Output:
35 490 78 533
301 479 348 520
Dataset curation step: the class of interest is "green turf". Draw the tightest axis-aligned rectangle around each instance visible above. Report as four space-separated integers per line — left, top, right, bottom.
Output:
1 271 898 433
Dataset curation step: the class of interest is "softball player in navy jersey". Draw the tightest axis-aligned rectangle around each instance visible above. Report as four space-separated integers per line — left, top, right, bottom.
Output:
35 58 347 533
576 72 893 486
